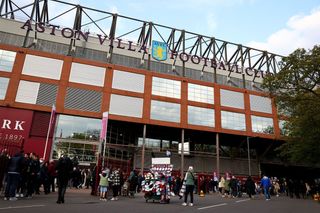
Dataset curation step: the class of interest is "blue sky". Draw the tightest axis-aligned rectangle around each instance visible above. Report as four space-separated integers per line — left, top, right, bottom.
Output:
19 0 320 56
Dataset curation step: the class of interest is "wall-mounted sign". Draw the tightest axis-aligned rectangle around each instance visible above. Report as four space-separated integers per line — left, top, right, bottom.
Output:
152 41 167 61
0 107 33 143
21 20 271 80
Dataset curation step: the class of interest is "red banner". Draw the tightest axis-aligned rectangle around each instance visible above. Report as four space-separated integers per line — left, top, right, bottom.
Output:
100 112 109 141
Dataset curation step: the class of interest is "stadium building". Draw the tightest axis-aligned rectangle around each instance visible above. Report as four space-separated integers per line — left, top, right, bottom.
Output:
0 0 294 177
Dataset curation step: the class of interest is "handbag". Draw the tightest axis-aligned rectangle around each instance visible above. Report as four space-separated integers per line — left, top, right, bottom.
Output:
179 179 186 197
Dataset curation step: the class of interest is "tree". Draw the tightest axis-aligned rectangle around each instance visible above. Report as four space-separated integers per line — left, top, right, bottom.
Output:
262 45 320 165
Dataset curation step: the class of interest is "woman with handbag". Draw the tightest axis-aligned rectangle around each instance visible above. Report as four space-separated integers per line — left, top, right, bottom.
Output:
181 166 195 207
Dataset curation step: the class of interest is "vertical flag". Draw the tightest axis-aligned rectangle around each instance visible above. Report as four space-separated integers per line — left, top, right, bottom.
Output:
100 112 109 168
50 104 56 127
43 104 56 160
100 112 109 140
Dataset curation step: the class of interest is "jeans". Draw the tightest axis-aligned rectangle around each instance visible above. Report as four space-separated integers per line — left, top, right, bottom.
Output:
263 187 271 199
184 185 194 203
5 173 20 198
112 185 120 197
58 184 67 202
58 179 68 203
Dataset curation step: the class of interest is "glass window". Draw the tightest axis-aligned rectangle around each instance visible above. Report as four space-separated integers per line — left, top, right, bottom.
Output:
251 115 274 134
54 115 101 140
221 111 246 131
171 141 179 150
138 138 161 150
0 77 9 99
250 95 272 113
52 115 101 163
162 140 170 149
220 89 244 109
188 106 215 127
0 49 16 72
151 100 180 123
188 83 214 104
152 77 181 99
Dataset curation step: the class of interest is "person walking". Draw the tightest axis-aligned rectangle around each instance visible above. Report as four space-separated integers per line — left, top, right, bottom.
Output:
0 149 9 192
218 176 225 196
128 169 138 198
55 155 73 204
245 176 256 199
4 151 24 201
25 153 40 198
48 160 57 192
99 170 108 201
40 161 50 194
182 166 195 207
110 168 121 201
261 175 271 200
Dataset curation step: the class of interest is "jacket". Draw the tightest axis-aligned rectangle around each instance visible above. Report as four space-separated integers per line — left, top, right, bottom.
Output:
185 171 195 186
261 176 271 189
7 153 24 174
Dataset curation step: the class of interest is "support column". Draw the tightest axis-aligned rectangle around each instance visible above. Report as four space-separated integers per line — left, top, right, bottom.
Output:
141 124 147 174
216 133 220 177
181 129 185 178
247 136 251 176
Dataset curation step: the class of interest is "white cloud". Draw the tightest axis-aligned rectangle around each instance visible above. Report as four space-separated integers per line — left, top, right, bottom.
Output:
109 6 118 14
247 7 320 56
206 13 217 34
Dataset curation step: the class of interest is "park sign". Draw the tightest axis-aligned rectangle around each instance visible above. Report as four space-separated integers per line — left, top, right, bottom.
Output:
21 20 271 80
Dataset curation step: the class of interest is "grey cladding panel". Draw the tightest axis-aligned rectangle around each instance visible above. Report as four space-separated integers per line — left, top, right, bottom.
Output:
36 83 58 106
65 87 102 112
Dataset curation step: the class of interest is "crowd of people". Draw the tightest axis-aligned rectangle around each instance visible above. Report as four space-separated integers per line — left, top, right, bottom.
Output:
1 150 319 205
212 175 319 201
0 150 94 202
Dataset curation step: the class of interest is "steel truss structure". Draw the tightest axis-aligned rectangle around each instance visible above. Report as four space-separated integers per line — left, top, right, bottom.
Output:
0 0 284 76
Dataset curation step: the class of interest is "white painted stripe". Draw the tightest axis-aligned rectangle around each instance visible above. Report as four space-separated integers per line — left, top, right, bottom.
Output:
198 203 227 210
0 205 45 210
236 199 251 203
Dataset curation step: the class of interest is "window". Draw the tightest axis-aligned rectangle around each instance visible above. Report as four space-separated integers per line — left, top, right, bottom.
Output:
22 54 63 80
0 77 9 99
251 115 274 134
162 140 170 149
112 70 145 93
0 49 16 72
54 115 101 140
188 106 215 127
152 77 181 98
250 95 272 113
15 81 40 104
220 89 244 109
109 94 143 118
138 138 161 150
221 111 246 131
52 115 101 164
188 83 214 104
69 62 106 86
150 100 180 123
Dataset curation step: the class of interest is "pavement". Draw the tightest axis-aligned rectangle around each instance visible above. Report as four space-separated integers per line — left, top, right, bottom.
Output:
0 189 319 213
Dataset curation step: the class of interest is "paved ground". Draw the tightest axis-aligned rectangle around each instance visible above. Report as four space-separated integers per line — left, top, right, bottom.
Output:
0 189 319 213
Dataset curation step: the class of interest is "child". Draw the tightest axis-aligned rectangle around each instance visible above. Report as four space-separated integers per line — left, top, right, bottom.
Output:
99 170 108 201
